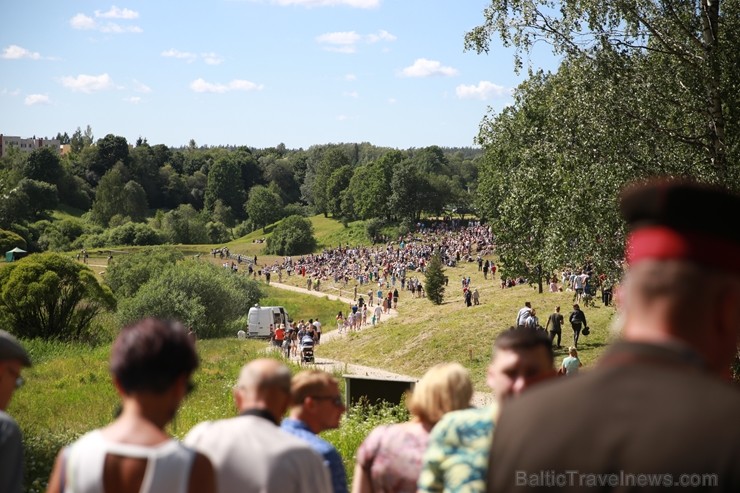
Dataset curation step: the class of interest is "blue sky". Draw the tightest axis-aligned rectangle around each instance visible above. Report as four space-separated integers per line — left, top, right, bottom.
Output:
1 1 559 149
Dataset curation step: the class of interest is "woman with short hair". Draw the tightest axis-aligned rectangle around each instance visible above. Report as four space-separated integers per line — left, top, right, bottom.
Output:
46 318 215 493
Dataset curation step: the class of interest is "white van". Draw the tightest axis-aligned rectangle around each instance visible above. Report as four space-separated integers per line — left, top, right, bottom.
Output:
247 305 290 338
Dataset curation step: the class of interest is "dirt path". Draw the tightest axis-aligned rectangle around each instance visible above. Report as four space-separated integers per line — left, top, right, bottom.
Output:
268 281 493 407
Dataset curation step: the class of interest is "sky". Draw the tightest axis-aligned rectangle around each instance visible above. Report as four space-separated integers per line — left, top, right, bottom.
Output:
1 0 559 150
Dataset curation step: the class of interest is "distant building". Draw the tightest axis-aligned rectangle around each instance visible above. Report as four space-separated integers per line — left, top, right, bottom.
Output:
0 134 61 158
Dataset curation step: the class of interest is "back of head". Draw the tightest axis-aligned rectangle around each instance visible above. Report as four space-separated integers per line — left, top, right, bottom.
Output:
290 370 337 406
110 318 198 394
236 358 292 396
618 179 740 364
494 327 554 366
407 362 473 426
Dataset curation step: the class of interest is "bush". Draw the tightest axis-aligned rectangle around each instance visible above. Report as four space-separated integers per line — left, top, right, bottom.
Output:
118 261 263 338
364 218 385 243
0 228 26 252
105 248 184 298
0 253 116 339
206 221 231 243
265 215 317 255
107 222 162 246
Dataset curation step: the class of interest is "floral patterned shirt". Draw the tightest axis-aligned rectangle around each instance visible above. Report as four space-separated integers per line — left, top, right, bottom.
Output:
417 406 497 493
357 421 430 493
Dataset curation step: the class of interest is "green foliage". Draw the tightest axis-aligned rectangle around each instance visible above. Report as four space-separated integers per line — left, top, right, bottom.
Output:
0 253 115 340
0 228 26 252
24 147 64 185
206 221 231 243
424 253 446 305
106 222 162 247
118 261 263 338
265 215 317 255
364 218 385 243
245 185 284 229
157 204 209 244
105 248 184 298
325 165 353 217
90 165 149 226
18 179 59 217
204 157 246 217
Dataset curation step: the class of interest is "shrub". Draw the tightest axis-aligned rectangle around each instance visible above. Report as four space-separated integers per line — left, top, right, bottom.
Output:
105 248 184 298
0 253 116 339
118 261 263 338
265 215 316 255
364 218 385 243
0 228 26 252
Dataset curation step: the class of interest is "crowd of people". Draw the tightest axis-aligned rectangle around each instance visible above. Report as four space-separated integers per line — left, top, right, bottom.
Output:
2 180 740 493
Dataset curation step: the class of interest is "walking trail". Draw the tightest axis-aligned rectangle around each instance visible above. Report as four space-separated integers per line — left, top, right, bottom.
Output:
268 281 493 407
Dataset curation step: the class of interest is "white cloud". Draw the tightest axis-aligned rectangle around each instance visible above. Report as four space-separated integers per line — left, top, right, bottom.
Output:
1 88 21 96
202 52 224 65
190 78 264 93
2 45 42 60
70 13 96 30
99 23 142 33
132 80 152 93
336 114 349 121
344 73 357 81
343 91 359 98
124 96 142 104
455 81 511 100
70 11 141 33
25 94 50 106
272 0 380 8
317 29 395 53
161 49 197 62
366 30 396 43
316 31 361 45
60 73 115 93
388 97 397 104
95 6 140 19
400 58 458 77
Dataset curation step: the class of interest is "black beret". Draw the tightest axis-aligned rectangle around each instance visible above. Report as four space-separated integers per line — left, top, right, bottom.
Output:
620 179 740 272
620 179 740 244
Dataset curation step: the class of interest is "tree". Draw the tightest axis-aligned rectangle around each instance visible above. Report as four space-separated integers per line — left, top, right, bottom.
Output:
90 165 149 226
24 147 64 185
466 0 739 181
0 253 116 339
325 165 353 217
17 179 59 217
94 134 129 177
265 215 316 255
159 204 209 244
118 261 262 338
245 185 284 229
204 157 247 216
424 253 446 305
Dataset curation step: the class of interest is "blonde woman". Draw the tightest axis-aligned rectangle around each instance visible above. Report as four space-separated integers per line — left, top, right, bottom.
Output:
351 363 473 493
561 347 583 375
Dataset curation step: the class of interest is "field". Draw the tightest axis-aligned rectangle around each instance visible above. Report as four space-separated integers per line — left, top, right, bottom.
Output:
13 214 619 491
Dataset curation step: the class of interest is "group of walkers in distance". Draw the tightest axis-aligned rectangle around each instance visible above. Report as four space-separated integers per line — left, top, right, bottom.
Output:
3 180 740 493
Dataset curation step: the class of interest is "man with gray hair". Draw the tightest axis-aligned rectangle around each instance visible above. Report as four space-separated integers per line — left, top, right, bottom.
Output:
0 330 32 493
185 358 332 493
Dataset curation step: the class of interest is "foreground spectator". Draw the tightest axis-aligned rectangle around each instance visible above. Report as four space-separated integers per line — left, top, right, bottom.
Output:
46 319 215 493
0 330 32 493
282 370 348 493
351 363 473 493
418 328 555 493
186 359 331 493
487 180 740 492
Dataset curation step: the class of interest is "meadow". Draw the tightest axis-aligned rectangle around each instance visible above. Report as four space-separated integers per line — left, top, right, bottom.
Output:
12 215 618 491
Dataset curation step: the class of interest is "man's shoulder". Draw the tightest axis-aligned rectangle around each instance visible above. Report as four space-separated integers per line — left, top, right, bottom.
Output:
0 410 21 444
281 419 337 455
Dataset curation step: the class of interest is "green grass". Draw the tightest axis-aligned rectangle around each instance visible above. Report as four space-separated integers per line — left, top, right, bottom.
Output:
260 285 348 334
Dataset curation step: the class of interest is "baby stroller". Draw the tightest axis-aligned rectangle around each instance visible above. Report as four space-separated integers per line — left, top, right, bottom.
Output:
300 335 315 364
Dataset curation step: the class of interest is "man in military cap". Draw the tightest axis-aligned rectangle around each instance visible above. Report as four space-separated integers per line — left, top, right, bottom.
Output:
0 330 32 493
487 179 740 492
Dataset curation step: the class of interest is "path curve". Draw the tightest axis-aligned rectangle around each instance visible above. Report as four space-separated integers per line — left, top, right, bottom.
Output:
267 281 493 407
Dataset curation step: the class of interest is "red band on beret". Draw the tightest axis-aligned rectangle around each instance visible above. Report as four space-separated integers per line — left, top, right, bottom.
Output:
626 226 740 274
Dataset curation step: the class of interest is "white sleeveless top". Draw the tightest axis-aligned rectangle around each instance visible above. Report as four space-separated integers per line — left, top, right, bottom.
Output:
63 430 195 493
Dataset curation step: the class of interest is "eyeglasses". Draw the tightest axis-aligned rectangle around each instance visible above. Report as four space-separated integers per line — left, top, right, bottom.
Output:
311 395 344 407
